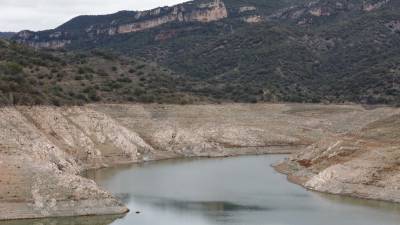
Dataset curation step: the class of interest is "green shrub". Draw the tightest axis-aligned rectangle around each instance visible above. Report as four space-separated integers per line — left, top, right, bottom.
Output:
97 69 109 77
117 77 132 83
78 67 85 74
74 75 84 81
134 88 145 96
2 62 23 75
85 74 94 80
87 89 101 101
136 64 146 70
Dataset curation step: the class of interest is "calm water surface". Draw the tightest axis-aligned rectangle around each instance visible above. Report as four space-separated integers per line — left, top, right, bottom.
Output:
3 155 400 225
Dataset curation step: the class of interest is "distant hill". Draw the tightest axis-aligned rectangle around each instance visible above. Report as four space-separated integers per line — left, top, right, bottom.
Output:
0 32 16 39
11 0 400 105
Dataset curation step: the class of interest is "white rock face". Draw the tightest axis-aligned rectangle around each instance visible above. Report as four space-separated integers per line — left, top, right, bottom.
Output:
15 0 228 49
239 6 257 13
278 107 400 203
116 0 228 34
0 107 79 174
17 40 71 49
242 15 263 23
386 20 400 33
363 0 391 11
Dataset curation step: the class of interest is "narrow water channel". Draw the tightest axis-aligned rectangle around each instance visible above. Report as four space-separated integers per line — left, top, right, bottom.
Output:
3 155 400 225
86 155 400 225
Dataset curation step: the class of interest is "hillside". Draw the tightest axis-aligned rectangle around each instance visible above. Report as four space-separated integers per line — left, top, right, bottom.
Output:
11 0 400 105
0 39 204 106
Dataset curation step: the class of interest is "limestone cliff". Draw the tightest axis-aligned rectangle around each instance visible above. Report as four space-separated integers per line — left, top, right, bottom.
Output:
115 0 227 34
14 0 228 49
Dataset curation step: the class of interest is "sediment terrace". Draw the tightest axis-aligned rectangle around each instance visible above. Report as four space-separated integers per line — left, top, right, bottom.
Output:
0 103 399 220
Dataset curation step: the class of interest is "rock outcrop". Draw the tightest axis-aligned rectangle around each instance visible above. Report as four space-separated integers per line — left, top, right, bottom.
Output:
363 0 391 12
115 0 227 34
275 107 400 203
0 106 151 220
242 15 263 23
14 0 228 49
0 103 399 220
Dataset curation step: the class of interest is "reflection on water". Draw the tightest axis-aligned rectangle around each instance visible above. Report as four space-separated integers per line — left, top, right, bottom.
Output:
3 155 400 225
130 196 270 212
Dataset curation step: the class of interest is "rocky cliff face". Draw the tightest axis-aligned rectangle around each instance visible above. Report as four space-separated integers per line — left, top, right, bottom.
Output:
14 0 228 49
1 103 399 220
114 0 227 34
0 107 132 220
275 106 400 203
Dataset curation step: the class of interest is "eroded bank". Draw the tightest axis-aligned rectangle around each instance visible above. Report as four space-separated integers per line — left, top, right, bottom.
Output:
0 103 399 220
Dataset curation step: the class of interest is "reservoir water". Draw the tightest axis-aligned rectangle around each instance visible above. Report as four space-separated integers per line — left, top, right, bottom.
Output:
3 155 400 225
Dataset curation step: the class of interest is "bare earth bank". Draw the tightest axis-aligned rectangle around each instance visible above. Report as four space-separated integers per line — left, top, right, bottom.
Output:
0 103 399 220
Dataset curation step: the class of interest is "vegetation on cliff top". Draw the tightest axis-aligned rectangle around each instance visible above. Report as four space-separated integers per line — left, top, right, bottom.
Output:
89 0 400 105
6 0 400 105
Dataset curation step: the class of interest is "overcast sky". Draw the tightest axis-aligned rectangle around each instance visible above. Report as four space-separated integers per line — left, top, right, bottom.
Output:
0 0 187 32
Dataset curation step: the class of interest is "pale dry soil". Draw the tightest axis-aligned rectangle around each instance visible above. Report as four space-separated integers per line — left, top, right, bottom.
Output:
0 103 399 220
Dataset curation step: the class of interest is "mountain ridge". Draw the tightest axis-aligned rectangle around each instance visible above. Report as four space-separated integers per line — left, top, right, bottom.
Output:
7 0 400 105
14 0 229 49
13 0 398 48
0 32 16 39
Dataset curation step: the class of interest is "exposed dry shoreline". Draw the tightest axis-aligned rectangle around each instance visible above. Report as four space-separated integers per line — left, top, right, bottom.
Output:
0 103 399 220
274 112 400 203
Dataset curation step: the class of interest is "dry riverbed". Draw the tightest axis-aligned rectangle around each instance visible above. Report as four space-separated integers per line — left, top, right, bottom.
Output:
0 103 399 220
